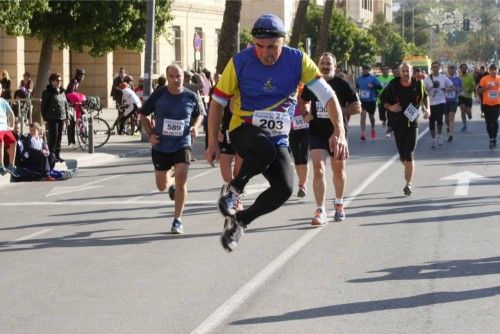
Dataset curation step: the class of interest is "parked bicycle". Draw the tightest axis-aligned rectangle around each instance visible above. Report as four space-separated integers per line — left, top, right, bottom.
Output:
76 97 111 150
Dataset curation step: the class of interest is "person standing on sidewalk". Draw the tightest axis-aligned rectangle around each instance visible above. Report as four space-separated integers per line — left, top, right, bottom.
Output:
478 64 500 149
41 73 69 163
381 62 430 196
140 64 203 234
356 64 382 141
0 85 20 177
66 68 85 149
205 14 348 252
301 52 360 225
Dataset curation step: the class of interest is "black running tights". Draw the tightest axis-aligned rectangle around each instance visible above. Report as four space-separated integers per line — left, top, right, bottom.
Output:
229 124 294 226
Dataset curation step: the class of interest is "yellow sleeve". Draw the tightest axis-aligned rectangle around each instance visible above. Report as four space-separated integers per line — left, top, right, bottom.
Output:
214 58 239 99
300 52 321 85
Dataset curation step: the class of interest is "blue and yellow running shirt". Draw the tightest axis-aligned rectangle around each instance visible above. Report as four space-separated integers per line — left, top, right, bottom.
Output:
212 46 321 146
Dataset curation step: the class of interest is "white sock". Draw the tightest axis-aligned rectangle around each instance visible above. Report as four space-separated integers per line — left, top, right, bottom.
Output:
334 198 343 205
318 206 326 213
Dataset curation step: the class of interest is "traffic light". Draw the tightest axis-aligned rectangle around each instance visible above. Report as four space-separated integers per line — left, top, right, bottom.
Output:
463 17 470 31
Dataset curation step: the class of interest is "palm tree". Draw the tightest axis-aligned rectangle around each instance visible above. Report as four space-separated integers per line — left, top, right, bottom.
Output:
289 0 310 48
216 0 242 75
314 0 334 61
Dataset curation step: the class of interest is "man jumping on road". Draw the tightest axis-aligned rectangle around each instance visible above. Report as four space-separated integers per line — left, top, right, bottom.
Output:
205 14 348 252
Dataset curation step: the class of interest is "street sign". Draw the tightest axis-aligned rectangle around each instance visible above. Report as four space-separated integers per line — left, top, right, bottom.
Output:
193 33 202 51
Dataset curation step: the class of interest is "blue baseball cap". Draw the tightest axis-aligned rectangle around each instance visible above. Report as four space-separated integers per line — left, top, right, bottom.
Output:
251 14 286 39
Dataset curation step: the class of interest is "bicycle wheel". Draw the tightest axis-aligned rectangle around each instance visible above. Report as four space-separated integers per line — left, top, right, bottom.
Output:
91 117 111 148
77 127 88 150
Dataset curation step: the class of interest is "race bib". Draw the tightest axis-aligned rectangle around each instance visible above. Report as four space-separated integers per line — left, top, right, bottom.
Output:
404 103 420 121
488 90 498 99
252 111 291 137
315 102 329 118
360 90 370 99
445 91 456 99
292 115 309 130
162 118 185 136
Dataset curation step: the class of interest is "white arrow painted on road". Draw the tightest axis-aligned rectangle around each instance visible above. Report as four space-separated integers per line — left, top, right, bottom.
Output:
45 174 123 197
440 171 485 196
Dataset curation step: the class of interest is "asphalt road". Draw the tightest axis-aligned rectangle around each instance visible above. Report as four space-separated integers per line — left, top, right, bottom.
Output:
1 110 499 333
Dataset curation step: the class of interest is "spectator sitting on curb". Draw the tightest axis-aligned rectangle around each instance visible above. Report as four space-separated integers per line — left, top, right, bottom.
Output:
12 122 74 182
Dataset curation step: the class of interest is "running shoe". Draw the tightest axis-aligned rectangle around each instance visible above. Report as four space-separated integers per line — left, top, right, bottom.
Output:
403 184 412 196
171 218 184 234
297 184 306 198
5 166 20 178
489 139 495 150
221 216 245 252
0 166 7 176
438 138 444 146
385 131 391 138
334 204 345 222
461 126 467 132
218 183 240 218
448 134 454 142
360 133 366 142
311 208 328 226
370 129 376 140
168 184 176 201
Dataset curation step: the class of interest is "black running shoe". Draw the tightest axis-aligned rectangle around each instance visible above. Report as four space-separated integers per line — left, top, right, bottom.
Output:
221 216 246 252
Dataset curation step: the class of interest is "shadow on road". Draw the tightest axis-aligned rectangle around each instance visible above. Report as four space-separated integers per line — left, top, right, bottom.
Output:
230 285 500 325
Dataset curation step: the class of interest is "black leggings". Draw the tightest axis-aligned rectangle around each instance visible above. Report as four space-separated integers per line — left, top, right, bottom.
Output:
229 124 294 226
393 126 417 161
46 119 64 159
483 105 499 139
429 103 445 131
289 128 309 165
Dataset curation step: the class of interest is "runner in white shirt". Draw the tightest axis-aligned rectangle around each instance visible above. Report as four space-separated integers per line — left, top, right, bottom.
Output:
423 61 454 148
119 82 142 135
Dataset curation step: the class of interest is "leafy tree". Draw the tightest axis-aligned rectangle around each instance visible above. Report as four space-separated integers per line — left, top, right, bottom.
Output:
216 0 242 75
300 4 356 64
0 0 173 98
0 0 48 35
239 28 253 51
349 29 377 67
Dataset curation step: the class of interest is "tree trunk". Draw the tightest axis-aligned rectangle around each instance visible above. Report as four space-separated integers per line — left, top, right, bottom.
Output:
216 0 242 75
33 35 54 123
314 0 334 62
289 0 310 48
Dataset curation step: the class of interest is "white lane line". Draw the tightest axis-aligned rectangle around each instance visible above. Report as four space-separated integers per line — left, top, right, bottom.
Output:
45 174 123 197
13 228 53 242
191 127 430 334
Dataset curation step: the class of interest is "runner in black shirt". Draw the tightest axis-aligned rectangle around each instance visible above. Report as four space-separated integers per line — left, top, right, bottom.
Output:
301 52 360 224
381 62 430 196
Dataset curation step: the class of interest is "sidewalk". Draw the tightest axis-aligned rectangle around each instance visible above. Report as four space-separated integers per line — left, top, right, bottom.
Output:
1 108 207 187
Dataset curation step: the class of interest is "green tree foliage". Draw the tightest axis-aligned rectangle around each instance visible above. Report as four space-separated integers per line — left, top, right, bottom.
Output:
26 0 173 57
239 28 253 51
349 29 377 67
0 0 48 35
368 13 424 66
300 4 357 63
